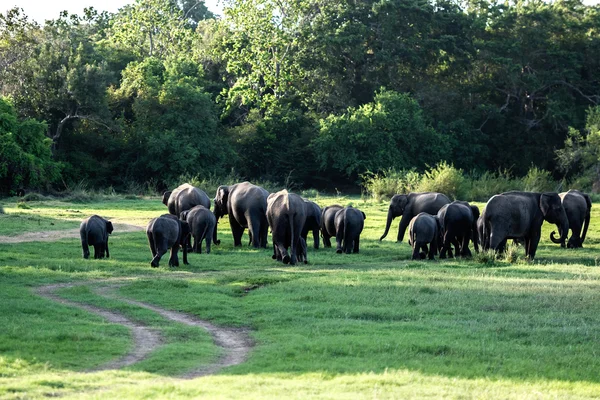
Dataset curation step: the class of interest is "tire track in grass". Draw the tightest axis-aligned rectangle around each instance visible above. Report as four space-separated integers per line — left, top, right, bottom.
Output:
36 280 254 378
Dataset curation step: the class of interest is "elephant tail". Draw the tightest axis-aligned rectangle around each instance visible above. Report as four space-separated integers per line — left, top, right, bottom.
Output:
581 194 592 244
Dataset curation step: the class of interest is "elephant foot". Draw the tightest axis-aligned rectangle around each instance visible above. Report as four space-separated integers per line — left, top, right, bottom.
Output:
304 260 308 264
214 240 221 245
282 255 291 264
419 252 426 259
272 254 277 259
150 262 159 268
336 249 342 254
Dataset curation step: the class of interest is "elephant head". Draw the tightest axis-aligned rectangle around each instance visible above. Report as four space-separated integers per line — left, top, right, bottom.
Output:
380 194 408 241
162 191 173 206
540 193 569 245
213 185 230 219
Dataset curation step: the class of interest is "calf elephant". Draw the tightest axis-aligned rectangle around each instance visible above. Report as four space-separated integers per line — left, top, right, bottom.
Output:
213 182 270 248
321 205 343 248
163 183 211 216
437 201 480 258
482 191 568 259
80 215 114 259
408 212 441 260
550 189 592 248
334 206 366 254
266 190 307 265
180 205 216 254
301 199 322 249
146 214 190 268
380 192 450 243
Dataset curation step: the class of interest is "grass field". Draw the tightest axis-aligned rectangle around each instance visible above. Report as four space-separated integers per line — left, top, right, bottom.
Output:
1 194 600 399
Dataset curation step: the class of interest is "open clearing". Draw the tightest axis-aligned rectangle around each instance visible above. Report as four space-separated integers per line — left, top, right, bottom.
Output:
1 195 600 399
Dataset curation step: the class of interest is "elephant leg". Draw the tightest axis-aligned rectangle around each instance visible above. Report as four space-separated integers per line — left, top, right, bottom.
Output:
353 236 360 253
335 220 345 254
151 244 167 268
429 240 437 260
169 246 180 267
105 242 110 259
147 232 157 257
205 233 211 254
93 244 101 259
460 235 472 257
322 232 332 248
230 219 245 247
412 243 421 260
248 214 262 248
489 228 508 254
312 228 319 249
527 230 541 260
259 220 269 248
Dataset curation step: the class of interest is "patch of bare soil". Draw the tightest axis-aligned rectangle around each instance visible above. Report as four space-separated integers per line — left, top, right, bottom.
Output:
0 223 144 243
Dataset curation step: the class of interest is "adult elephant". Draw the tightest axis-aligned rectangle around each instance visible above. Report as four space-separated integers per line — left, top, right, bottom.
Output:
550 189 592 248
482 191 568 260
163 183 211 216
379 192 451 243
213 182 269 248
437 201 480 258
320 205 343 248
334 206 366 254
80 215 114 259
301 199 322 249
266 190 307 265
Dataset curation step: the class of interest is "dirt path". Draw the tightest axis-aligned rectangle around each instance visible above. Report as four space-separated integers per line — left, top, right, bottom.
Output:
36 280 253 379
0 223 144 244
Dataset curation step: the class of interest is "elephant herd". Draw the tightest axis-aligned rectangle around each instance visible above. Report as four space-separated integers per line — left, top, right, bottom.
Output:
79 183 592 266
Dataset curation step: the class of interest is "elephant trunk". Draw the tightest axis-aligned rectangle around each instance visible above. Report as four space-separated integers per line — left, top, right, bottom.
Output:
549 230 564 245
379 208 395 241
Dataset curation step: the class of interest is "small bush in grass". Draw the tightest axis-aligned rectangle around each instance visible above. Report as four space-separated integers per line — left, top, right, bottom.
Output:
466 170 521 202
417 162 467 200
474 249 498 265
504 243 521 263
22 192 47 202
301 189 319 198
362 169 421 201
522 166 556 192
16 201 30 209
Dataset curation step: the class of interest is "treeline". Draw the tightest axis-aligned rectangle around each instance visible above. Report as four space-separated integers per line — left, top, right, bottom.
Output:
0 0 599 195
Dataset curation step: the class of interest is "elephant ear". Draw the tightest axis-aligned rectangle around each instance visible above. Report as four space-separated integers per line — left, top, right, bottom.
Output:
361 211 366 220
392 194 409 214
106 221 114 234
470 205 480 220
179 221 191 242
215 186 229 206
162 191 172 206
539 192 556 216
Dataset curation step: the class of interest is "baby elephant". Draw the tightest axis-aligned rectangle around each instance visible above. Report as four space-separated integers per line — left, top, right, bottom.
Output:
408 212 441 260
180 205 216 254
80 215 114 259
146 214 190 268
334 206 366 254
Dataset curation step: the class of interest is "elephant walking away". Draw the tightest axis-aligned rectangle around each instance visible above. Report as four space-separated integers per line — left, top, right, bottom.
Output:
302 199 322 249
180 205 216 254
80 215 114 259
266 190 307 265
163 183 211 216
321 205 343 248
146 214 190 268
213 182 270 248
408 212 441 260
334 206 366 254
437 201 480 258
482 191 568 260
380 192 450 243
550 189 592 248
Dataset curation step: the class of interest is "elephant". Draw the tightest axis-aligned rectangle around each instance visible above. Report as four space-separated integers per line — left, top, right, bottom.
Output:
334 206 366 254
481 191 569 259
146 214 190 268
320 205 343 248
301 199 322 249
266 190 307 265
408 212 441 260
477 213 488 251
213 182 270 248
437 201 480 258
80 215 114 259
380 192 451 243
163 183 211 216
180 205 216 254
550 189 592 248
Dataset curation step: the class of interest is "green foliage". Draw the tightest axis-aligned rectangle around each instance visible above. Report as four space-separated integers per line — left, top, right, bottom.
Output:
417 162 467 200
362 169 421 202
522 166 556 193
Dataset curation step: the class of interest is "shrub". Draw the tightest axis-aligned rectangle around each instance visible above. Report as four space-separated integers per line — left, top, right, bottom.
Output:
466 170 522 202
417 162 467 200
522 166 556 192
362 169 421 201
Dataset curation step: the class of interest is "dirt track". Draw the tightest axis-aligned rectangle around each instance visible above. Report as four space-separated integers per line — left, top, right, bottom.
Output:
0 223 144 244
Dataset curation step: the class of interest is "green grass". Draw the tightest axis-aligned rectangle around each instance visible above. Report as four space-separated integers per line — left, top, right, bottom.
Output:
1 195 600 398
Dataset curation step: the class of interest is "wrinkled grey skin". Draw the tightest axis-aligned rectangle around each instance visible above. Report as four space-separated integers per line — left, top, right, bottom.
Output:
482 191 569 259
213 182 269 248
80 215 113 259
146 214 190 268
408 212 441 260
180 205 216 254
380 192 451 243
301 199 322 249
550 189 592 248
437 201 480 258
334 206 366 254
477 213 487 251
320 205 343 248
267 190 307 265
163 183 211 216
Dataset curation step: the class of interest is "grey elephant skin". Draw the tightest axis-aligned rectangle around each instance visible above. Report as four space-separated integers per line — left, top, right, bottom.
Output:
180 205 216 254
146 214 190 268
408 212 441 260
163 183 211 216
549 189 592 248
334 206 366 254
481 191 569 259
213 181 270 248
437 201 480 258
301 199 322 249
267 190 307 265
80 215 113 259
380 192 450 243
320 205 343 248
